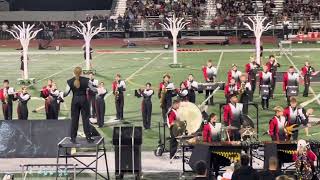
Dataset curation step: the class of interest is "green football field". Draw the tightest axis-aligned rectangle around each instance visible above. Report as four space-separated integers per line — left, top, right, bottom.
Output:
0 44 320 151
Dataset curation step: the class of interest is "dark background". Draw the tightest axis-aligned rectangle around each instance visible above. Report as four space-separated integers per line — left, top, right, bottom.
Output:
6 0 112 11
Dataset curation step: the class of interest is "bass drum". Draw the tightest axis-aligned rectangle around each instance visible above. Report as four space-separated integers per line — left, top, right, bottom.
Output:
176 102 203 134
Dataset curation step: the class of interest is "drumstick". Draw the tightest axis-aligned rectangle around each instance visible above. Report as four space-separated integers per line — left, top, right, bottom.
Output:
198 86 220 109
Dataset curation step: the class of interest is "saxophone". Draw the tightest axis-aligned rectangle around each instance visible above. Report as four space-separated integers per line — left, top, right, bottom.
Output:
159 82 168 108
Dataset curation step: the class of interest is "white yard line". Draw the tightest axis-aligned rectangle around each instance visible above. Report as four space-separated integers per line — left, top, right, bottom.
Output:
284 53 320 105
0 48 320 55
34 53 105 84
216 51 224 74
104 53 163 100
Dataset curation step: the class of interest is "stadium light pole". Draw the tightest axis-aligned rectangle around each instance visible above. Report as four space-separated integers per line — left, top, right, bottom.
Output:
243 14 272 64
6 22 42 80
70 19 105 71
160 14 189 67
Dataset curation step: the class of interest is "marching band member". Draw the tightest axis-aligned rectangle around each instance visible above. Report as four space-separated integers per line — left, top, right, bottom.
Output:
158 74 175 123
283 97 306 141
239 74 251 115
167 100 180 159
223 94 243 141
269 106 286 141
64 67 95 143
203 113 221 142
82 45 93 69
202 60 217 105
283 66 299 105
259 65 273 110
49 82 64 120
301 61 315 97
87 72 98 119
95 82 107 128
177 82 189 101
245 57 260 101
293 139 317 180
227 64 242 84
0 80 15 120
17 86 31 120
135 83 154 129
224 78 238 103
40 79 53 119
266 55 280 98
184 74 198 103
112 74 126 120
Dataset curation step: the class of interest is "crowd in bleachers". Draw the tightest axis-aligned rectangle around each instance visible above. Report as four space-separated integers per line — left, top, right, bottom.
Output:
283 0 320 19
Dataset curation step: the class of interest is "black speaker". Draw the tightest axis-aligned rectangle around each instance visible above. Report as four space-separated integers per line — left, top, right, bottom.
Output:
264 143 277 170
114 145 141 173
112 126 142 145
189 144 211 171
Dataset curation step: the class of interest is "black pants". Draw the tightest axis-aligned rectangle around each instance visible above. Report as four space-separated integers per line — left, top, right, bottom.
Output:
229 130 241 141
96 98 105 127
17 103 28 120
283 28 289 40
240 95 249 115
261 97 269 109
303 76 310 97
271 77 276 97
188 91 196 103
142 100 152 129
115 94 124 120
250 80 256 101
170 128 178 158
70 95 91 139
205 90 214 105
161 99 172 123
88 95 96 118
2 103 13 120
288 130 299 141
50 101 60 120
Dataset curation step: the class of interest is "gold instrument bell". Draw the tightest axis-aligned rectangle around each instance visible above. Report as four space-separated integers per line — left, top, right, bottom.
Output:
171 102 202 137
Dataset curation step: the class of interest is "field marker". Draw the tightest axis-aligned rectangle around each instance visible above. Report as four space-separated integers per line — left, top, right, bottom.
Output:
104 53 163 100
284 53 320 105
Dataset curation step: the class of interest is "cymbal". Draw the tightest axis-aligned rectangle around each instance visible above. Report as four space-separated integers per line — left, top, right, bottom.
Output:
175 134 198 139
222 126 239 130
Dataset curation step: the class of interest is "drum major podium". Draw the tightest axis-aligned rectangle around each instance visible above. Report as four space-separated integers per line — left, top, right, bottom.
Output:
56 136 110 180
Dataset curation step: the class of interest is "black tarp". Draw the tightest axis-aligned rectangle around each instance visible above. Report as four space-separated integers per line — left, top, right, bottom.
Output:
0 120 69 158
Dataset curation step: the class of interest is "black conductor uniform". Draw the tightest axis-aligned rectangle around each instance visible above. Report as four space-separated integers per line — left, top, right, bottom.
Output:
64 76 93 141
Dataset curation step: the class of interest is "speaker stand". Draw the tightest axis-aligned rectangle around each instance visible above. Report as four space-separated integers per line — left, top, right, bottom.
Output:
56 136 110 180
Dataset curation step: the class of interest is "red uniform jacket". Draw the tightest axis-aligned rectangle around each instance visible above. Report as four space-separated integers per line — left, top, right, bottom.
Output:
224 84 238 96
227 70 241 83
293 150 317 162
245 63 251 74
202 123 212 143
202 66 216 81
41 86 50 98
167 108 177 127
282 72 299 91
301 66 309 76
223 103 242 127
0 88 5 102
283 106 297 125
269 116 286 141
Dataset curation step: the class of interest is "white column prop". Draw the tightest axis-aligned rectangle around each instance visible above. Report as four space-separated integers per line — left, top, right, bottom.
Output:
70 19 105 70
243 15 272 64
160 14 189 65
6 22 42 80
